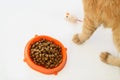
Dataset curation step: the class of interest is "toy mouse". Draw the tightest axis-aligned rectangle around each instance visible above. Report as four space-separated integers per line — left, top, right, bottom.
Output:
65 12 82 24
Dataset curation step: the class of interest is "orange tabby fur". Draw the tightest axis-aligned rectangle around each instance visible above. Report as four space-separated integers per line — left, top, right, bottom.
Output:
72 0 120 67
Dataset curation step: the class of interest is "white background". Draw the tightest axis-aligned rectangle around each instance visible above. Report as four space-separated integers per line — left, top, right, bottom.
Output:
0 0 120 80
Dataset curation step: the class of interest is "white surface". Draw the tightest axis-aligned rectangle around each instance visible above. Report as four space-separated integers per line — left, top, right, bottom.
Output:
0 0 120 80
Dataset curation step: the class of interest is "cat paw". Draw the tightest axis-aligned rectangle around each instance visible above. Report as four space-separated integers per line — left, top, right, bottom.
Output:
100 52 110 63
72 34 82 44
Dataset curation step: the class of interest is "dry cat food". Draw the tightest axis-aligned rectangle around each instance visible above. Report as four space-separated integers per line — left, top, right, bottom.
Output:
30 39 63 69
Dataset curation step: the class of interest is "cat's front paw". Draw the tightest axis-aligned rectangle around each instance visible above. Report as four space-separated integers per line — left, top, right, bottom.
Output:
72 34 83 44
100 52 111 63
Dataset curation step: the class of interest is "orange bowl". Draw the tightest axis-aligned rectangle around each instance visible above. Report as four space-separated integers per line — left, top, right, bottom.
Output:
24 35 67 75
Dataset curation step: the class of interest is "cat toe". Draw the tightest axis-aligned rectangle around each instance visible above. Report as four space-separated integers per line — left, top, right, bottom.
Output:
72 34 82 44
100 52 111 63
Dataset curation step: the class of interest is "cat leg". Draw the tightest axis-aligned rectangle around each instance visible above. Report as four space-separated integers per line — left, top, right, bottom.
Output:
100 52 120 67
112 26 120 52
72 16 99 44
100 26 120 67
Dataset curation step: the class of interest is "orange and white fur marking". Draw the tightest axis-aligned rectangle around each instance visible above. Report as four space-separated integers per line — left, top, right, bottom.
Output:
72 0 120 67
